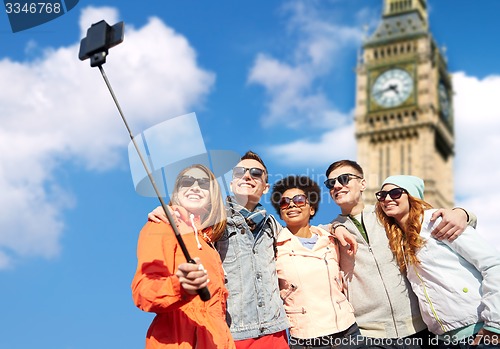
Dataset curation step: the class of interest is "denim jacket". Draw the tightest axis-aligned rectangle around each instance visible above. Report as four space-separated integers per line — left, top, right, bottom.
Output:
215 198 289 340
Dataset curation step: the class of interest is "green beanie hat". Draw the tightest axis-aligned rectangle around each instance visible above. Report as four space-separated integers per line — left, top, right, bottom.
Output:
381 175 424 199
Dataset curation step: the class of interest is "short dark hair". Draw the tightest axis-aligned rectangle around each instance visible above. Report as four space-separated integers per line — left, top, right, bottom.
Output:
325 159 364 178
270 175 321 218
240 150 268 182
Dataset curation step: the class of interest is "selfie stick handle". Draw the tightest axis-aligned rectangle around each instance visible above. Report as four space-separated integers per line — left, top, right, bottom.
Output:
98 64 211 302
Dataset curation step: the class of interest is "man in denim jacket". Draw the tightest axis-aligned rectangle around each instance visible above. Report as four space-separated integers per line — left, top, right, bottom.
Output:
216 151 289 349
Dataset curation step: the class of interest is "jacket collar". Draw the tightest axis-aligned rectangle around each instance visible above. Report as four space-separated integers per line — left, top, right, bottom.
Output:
277 225 333 249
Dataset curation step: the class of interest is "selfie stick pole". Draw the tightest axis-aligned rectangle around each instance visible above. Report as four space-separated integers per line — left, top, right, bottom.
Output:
79 21 210 301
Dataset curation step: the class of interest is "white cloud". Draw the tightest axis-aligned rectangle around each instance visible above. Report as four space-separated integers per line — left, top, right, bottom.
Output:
0 7 215 268
453 71 500 251
266 123 356 167
248 0 364 129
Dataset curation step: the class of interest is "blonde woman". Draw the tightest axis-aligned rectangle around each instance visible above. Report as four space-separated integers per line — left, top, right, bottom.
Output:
375 175 500 349
131 164 235 349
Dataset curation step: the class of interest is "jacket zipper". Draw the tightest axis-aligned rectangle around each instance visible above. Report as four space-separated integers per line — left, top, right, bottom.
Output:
352 214 399 336
324 249 339 328
282 283 297 300
413 265 447 333
287 307 306 314
369 245 399 335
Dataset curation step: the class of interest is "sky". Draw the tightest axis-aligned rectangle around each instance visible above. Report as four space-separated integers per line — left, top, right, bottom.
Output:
1 1 499 348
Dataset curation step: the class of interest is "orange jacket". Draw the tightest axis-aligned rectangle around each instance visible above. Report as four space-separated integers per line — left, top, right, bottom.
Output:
131 207 235 349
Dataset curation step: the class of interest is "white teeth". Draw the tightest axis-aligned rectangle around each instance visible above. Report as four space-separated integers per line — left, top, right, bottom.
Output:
335 191 348 198
187 194 201 200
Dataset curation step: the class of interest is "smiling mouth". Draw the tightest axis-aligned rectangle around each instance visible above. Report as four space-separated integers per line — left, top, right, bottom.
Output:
239 182 254 188
186 194 202 200
335 190 348 198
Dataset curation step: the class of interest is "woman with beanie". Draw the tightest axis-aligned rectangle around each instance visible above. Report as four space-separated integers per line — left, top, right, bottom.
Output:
271 175 362 349
375 175 500 348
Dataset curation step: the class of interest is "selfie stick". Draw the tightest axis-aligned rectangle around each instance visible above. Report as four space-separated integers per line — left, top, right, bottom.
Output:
78 20 210 301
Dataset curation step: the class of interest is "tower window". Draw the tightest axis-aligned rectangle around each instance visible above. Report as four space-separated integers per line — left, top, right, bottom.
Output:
386 146 391 180
401 144 405 173
379 148 383 186
408 143 412 174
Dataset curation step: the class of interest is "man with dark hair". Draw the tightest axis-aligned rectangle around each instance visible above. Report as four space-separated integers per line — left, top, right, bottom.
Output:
322 159 476 349
217 150 289 348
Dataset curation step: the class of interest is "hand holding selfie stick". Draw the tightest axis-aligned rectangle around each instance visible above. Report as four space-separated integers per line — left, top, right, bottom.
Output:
78 20 210 301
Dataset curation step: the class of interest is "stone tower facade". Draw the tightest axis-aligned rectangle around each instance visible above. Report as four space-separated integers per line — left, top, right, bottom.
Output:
355 0 454 207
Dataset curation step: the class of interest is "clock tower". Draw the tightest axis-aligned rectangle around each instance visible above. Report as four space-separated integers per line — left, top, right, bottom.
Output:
355 0 454 207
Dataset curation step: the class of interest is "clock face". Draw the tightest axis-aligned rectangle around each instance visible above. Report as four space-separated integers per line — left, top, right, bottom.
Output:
371 68 414 108
438 83 451 119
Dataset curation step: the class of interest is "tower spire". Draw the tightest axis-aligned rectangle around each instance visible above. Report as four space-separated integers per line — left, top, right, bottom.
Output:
384 0 428 27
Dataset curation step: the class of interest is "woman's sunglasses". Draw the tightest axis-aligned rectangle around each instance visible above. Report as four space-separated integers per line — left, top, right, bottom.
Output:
232 166 265 180
279 194 308 210
324 173 363 189
179 176 211 190
375 187 407 202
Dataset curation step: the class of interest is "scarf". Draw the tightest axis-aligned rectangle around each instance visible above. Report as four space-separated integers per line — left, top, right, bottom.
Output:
228 197 267 233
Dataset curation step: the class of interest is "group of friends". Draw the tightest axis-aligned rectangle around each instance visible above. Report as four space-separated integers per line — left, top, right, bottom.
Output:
130 151 500 349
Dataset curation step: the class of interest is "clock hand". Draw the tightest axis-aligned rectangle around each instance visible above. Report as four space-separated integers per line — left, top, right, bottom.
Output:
388 84 399 94
374 84 399 96
373 86 392 96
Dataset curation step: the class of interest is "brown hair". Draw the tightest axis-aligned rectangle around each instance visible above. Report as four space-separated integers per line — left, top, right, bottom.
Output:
325 159 364 178
240 150 268 183
171 164 227 241
375 194 432 273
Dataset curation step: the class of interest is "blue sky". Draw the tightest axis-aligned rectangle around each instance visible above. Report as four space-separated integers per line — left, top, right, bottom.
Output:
1 1 500 348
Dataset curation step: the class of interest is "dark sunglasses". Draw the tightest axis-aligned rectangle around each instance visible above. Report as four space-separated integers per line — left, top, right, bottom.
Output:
279 194 308 210
232 166 265 180
375 187 407 202
179 176 211 190
324 173 363 189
